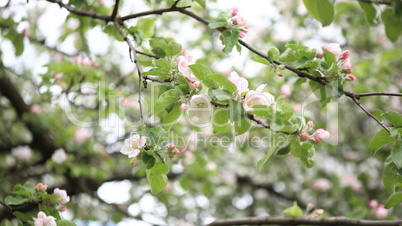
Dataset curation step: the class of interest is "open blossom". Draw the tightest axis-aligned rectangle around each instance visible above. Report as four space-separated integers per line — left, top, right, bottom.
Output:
315 129 330 140
120 134 147 158
323 43 342 56
51 148 68 164
228 71 249 94
188 94 213 123
34 211 56 226
243 84 275 111
54 188 70 204
372 204 388 218
176 55 195 77
12 146 33 161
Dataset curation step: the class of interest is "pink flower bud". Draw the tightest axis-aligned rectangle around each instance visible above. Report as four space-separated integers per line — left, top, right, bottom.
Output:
54 73 63 80
347 68 353 73
316 51 324 59
340 50 350 59
238 31 246 38
311 137 321 144
346 75 356 81
300 133 309 141
307 120 314 127
35 183 48 192
323 43 342 56
30 105 43 114
130 160 137 166
242 26 249 32
168 144 176 150
277 73 283 77
232 16 246 26
180 103 189 112
369 200 379 209
307 203 315 208
82 58 92 66
315 128 330 140
315 209 324 215
73 56 83 65
231 7 239 16
59 206 67 211
92 61 100 68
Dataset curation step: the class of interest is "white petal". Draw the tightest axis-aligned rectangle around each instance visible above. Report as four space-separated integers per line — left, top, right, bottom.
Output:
120 144 131 155
256 84 267 93
128 149 140 158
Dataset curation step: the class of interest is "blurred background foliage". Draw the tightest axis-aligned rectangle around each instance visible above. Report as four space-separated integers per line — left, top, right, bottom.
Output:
0 0 401 225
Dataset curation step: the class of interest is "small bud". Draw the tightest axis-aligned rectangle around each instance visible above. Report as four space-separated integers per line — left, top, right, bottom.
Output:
340 50 350 59
300 133 309 141
307 120 314 128
307 203 315 208
54 73 63 80
369 200 379 209
130 160 137 166
238 31 246 38
231 7 239 16
316 51 324 59
346 75 356 81
194 81 201 88
311 137 321 144
35 183 48 192
168 144 176 150
59 206 67 211
315 128 330 140
180 103 189 112
277 72 283 77
347 68 353 73
173 148 180 155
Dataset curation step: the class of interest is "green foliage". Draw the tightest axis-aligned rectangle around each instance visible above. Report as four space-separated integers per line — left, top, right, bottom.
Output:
302 0 335 26
283 202 303 217
370 129 396 154
146 162 170 194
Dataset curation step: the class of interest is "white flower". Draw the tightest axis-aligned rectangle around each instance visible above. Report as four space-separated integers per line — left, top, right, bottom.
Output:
33 211 56 226
188 94 213 124
53 188 70 204
51 148 68 164
120 134 147 158
228 71 249 94
323 43 342 56
176 55 195 77
11 146 33 162
242 84 275 111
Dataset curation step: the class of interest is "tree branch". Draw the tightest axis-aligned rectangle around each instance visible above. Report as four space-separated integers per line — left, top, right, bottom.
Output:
207 216 402 226
45 0 110 20
110 0 120 21
356 92 402 98
351 96 390 133
357 0 392 5
120 5 191 21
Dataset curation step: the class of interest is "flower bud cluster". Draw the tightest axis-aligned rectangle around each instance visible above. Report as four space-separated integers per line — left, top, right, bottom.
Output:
298 121 330 144
230 7 248 38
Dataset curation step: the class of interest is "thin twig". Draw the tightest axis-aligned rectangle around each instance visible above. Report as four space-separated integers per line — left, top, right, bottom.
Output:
207 216 402 226
45 0 110 20
114 20 144 124
110 0 120 21
356 92 402 98
120 6 191 21
351 96 390 133
357 0 392 5
0 200 12 211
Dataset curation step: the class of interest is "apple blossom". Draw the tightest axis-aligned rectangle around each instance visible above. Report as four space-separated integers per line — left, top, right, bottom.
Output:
51 148 68 164
339 58 352 72
307 120 314 127
176 55 195 77
228 71 249 94
231 16 246 26
311 137 321 144
314 129 330 140
231 7 239 16
35 183 48 192
180 103 189 112
120 134 147 158
243 84 275 111
188 94 213 123
30 104 43 114
33 211 56 226
372 204 388 219
11 146 33 161
369 200 379 209
280 84 291 97
340 50 350 59
316 51 324 59
346 75 356 81
323 43 341 56
53 188 70 204
300 133 309 141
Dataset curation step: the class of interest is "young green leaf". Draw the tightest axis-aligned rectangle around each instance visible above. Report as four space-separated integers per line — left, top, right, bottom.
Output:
207 74 237 93
137 18 156 38
302 0 334 27
221 29 239 53
391 139 402 169
383 157 402 191
370 129 396 154
189 64 211 80
358 1 379 25
283 202 303 217
146 162 170 194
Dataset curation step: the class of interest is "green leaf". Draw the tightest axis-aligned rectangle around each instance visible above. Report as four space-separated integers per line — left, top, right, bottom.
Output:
385 192 402 209
211 89 232 101
382 111 402 127
57 220 77 226
155 58 172 70
143 152 156 169
370 129 396 154
102 25 124 42
322 48 337 65
38 204 61 220
14 35 24 56
234 118 251 135
283 202 303 217
166 42 182 56
163 102 182 130
154 89 180 115
267 47 280 63
194 0 206 8
207 74 237 93
4 196 28 205
291 141 315 168
391 139 402 169
302 0 334 26
383 156 402 191
279 48 299 63
137 18 156 38
213 109 230 134
257 147 277 171
146 162 170 194
22 181 36 194
221 29 239 53
12 211 33 222
208 19 228 29
381 8 402 42
358 1 379 25
149 38 182 56
189 64 211 80
250 55 270 65
229 100 244 122
277 143 291 155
